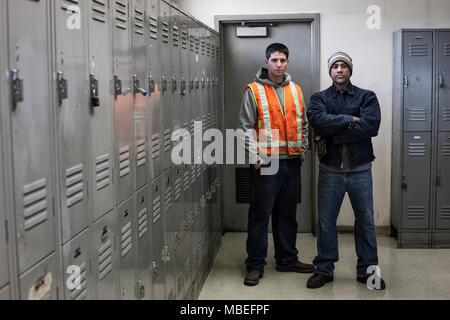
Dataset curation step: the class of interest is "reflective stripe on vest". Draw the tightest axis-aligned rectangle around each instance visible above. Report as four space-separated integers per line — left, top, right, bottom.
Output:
247 81 304 155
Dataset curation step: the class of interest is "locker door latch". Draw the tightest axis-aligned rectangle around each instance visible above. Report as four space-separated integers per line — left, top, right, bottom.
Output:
172 77 178 92
436 169 443 187
162 246 171 263
152 262 159 278
89 73 100 107
403 75 408 88
195 78 200 89
180 76 187 95
439 75 444 88
135 281 145 299
148 76 155 95
189 78 194 91
114 75 122 100
201 78 205 89
57 72 68 106
133 75 148 97
10 70 24 110
401 176 407 190
161 76 168 92
207 78 210 88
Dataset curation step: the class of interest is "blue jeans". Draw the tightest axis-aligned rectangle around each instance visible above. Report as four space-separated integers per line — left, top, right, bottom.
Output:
313 169 379 276
245 159 302 272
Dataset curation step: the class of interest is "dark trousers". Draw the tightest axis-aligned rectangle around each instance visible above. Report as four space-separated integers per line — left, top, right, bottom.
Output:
245 159 302 272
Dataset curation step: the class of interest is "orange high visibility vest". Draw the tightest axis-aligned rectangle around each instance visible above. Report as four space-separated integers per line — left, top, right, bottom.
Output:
246 81 304 156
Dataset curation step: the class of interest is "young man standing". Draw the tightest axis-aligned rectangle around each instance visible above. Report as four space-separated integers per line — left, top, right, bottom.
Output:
306 52 385 290
239 43 313 286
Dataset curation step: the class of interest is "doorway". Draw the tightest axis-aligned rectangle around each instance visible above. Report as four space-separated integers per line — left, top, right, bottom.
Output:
216 14 320 233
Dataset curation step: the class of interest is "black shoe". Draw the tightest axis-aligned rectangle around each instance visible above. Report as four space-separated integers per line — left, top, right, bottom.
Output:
244 269 263 286
276 260 315 273
357 274 386 290
307 273 333 289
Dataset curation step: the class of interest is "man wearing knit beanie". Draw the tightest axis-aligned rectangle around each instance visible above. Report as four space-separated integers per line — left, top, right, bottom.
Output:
306 52 385 290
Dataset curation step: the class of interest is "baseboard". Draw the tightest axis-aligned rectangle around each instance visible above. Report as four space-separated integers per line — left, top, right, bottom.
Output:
337 226 391 236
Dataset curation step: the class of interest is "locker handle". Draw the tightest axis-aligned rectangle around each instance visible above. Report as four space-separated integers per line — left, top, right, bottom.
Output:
189 78 194 91
133 75 148 97
10 70 24 110
180 77 187 95
439 75 444 88
403 75 408 88
436 170 443 186
172 77 178 91
148 76 155 95
195 78 200 89
114 75 122 100
401 176 407 190
57 72 68 106
161 76 168 92
89 73 100 107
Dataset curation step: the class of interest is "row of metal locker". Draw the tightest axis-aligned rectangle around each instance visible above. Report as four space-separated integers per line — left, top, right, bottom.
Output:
391 29 450 248
0 0 223 299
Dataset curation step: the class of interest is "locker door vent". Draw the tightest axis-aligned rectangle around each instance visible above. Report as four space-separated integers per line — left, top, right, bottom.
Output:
134 8 144 35
191 165 197 185
211 44 215 58
443 109 450 123
151 134 161 160
409 44 428 56
61 0 80 12
189 35 195 52
98 239 113 281
152 195 162 224
91 0 107 23
216 46 219 58
444 43 450 56
181 28 188 49
406 206 425 220
195 37 200 54
119 146 131 178
114 0 129 30
407 108 427 122
70 262 87 300
66 164 85 208
136 139 147 167
201 39 206 56
408 142 426 156
442 142 450 156
162 20 169 43
138 208 148 239
440 207 450 220
173 24 179 47
174 177 182 202
95 154 111 191
163 129 171 152
165 185 173 212
23 178 48 231
149 15 158 40
121 222 132 257
183 171 190 192
207 42 211 56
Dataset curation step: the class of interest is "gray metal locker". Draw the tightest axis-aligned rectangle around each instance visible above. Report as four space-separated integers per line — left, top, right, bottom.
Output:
171 6 182 135
92 210 118 300
173 166 184 300
0 112 9 290
181 165 192 299
180 13 190 134
131 0 149 191
160 0 174 172
7 0 56 274
62 229 92 300
147 0 163 181
150 176 166 300
52 0 90 244
436 132 450 229
19 254 57 300
88 0 115 222
117 195 136 300
0 286 10 300
163 169 176 300
111 0 135 205
437 30 450 132
403 31 433 132
401 132 431 229
135 185 152 300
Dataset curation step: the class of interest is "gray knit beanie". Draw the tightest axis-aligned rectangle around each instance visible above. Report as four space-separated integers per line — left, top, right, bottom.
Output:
328 52 353 75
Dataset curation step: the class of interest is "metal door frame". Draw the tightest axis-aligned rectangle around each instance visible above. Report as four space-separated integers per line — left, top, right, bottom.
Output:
215 13 320 235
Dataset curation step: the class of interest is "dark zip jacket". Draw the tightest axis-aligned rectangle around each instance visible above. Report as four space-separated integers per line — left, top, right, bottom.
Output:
307 83 381 169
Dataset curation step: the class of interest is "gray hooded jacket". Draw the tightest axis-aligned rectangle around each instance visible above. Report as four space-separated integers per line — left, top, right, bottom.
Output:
238 67 309 162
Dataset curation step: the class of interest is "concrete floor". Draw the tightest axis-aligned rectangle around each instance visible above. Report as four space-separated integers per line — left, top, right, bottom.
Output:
198 232 450 300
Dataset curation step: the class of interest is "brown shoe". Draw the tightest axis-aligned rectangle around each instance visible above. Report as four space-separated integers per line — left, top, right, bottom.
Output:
276 260 315 273
244 269 263 286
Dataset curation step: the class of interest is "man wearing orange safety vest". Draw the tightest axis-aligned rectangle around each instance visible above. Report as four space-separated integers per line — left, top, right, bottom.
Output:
239 43 314 286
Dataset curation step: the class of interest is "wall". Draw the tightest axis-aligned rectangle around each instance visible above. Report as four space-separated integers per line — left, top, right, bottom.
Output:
176 0 450 227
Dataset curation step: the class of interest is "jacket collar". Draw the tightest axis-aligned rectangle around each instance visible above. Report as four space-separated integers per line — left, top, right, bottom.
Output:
330 81 354 98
